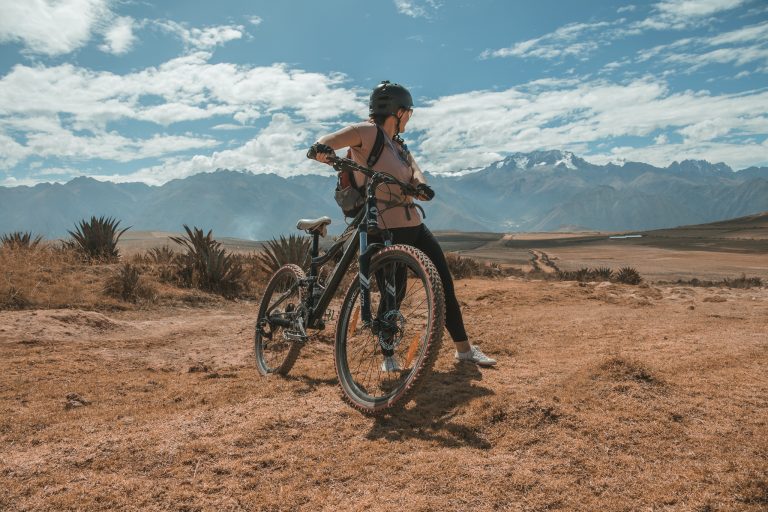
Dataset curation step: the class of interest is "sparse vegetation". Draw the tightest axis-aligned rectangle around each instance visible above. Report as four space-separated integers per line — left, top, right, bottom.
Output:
557 265 642 285
615 266 643 285
1 231 43 250
104 263 156 303
67 216 129 262
446 252 481 279
170 225 245 298
2 275 766 510
658 274 764 289
592 266 614 280
147 245 176 265
256 234 311 273
0 244 92 310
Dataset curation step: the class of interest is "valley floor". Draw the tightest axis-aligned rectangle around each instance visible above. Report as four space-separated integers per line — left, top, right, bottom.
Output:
1 278 767 511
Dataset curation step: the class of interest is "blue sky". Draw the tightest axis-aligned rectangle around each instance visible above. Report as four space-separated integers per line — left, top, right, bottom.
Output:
0 0 766 186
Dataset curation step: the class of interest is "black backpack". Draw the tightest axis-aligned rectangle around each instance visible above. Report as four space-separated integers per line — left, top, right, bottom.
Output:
334 126 386 217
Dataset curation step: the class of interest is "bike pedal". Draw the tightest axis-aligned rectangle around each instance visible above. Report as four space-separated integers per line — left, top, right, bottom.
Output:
284 331 308 342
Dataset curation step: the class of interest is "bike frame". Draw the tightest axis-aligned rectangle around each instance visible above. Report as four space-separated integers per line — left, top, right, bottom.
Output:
304 177 394 329
273 157 415 334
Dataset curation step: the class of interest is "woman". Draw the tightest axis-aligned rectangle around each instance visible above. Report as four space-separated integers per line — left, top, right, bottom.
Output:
309 80 496 369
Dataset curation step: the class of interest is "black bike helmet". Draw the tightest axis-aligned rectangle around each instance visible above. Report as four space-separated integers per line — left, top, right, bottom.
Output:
369 81 413 116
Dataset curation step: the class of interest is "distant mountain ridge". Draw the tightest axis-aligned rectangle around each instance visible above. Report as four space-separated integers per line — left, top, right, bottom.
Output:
1 150 766 239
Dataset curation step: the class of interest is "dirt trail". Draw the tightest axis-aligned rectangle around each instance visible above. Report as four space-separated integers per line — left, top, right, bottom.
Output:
1 279 767 511
528 249 559 273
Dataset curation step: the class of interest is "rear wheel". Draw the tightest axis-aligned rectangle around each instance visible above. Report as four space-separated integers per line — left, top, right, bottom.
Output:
334 245 445 415
254 264 305 376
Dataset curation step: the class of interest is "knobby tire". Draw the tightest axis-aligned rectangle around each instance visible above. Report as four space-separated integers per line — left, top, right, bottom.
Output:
334 245 445 415
254 264 305 376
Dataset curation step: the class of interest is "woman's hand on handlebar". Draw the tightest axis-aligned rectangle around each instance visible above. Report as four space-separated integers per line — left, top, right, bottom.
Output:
306 142 336 164
415 183 435 201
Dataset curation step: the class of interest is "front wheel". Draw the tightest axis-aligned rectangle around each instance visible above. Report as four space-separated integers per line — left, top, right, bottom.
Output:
334 245 445 415
254 264 306 376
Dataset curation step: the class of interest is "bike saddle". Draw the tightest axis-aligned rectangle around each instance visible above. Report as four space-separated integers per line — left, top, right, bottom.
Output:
296 216 332 237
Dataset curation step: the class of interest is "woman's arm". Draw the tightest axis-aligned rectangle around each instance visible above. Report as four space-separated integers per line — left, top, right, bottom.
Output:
408 153 427 186
311 125 363 164
317 126 362 151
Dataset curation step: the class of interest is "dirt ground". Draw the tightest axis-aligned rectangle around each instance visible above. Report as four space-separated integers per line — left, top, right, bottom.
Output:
2 277 767 511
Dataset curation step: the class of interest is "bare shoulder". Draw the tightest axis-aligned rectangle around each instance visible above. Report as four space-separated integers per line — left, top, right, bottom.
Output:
350 122 377 137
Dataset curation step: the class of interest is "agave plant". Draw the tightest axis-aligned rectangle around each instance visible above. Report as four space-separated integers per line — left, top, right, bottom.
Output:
104 262 155 303
170 225 244 298
591 267 614 281
574 267 592 282
256 234 311 273
147 245 176 265
614 266 642 285
1 231 43 250
68 216 129 262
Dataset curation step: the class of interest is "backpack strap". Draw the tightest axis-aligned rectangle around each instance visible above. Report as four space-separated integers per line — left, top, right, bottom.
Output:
367 125 386 168
346 125 386 191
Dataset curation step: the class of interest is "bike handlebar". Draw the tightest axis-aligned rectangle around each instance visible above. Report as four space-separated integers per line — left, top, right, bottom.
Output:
326 155 419 197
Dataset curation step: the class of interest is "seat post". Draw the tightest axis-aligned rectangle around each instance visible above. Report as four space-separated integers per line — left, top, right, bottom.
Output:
309 231 320 276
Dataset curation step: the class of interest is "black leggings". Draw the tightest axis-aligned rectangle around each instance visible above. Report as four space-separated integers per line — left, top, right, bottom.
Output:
379 224 468 343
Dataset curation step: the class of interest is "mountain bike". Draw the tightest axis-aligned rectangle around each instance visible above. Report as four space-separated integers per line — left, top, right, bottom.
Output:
254 156 445 415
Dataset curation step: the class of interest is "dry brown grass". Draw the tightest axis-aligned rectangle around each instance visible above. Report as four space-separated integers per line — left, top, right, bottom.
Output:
0 245 231 311
1 276 766 511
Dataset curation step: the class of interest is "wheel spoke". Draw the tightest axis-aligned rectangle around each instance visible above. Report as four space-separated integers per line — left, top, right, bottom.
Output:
335 247 444 412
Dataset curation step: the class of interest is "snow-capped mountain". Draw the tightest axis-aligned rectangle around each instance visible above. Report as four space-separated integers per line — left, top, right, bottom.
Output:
1 151 766 238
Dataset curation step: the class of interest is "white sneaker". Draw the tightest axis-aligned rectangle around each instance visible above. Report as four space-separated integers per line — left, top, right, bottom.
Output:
455 345 497 367
381 356 402 372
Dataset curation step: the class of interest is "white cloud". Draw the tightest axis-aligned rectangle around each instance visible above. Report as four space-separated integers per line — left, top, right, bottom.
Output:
0 131 31 168
248 16 263 26
484 1 760 63
99 16 135 55
155 20 244 51
0 54 363 128
635 0 750 30
407 78 768 172
19 122 219 163
0 52 364 172
98 114 324 184
655 0 747 18
587 139 768 170
637 21 768 71
0 175 46 187
617 5 636 13
0 0 111 56
481 21 615 60
393 0 440 19
212 123 252 131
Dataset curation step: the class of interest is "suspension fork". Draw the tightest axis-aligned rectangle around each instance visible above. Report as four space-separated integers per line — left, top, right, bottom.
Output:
358 192 396 326
358 193 378 324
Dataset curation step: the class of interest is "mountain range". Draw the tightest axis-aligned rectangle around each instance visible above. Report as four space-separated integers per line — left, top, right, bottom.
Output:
1 150 767 240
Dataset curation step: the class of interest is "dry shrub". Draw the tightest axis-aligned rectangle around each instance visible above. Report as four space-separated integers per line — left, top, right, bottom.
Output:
171 225 245 299
231 252 271 298
1 231 43 250
735 476 768 505
147 245 176 265
67 216 129 263
614 266 642 285
722 274 763 289
0 244 95 310
104 263 156 303
592 356 662 388
445 252 480 279
557 266 616 282
660 274 764 289
256 234 311 273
